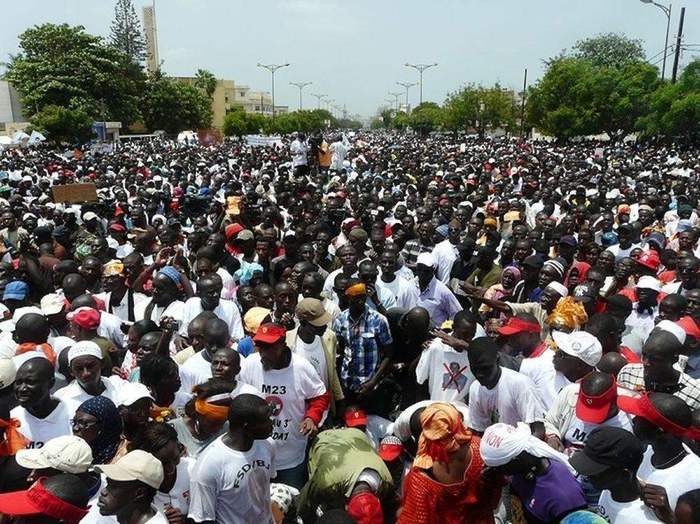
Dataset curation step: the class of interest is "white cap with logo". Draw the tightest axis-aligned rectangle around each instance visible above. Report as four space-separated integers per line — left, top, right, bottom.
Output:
552 330 603 367
96 450 164 489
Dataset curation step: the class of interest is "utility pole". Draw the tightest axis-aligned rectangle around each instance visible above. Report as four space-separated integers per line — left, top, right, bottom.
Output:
389 91 402 113
520 68 528 139
310 92 327 110
257 62 289 121
640 0 672 80
396 81 417 112
671 7 685 83
290 81 312 111
404 63 438 106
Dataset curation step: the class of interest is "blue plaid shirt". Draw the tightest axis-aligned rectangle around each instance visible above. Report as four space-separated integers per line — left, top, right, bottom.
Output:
333 305 393 390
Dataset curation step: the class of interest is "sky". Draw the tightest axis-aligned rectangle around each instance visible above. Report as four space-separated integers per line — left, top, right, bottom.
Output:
2 0 699 118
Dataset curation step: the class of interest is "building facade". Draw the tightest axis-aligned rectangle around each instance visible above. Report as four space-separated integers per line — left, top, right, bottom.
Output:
0 81 27 135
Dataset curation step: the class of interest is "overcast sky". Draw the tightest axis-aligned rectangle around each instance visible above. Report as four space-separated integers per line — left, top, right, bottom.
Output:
2 0 699 117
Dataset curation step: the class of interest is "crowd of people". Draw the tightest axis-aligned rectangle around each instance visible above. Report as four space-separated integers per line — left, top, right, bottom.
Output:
0 130 698 523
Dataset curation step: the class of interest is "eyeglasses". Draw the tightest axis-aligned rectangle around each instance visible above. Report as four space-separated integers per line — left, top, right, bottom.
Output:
71 418 100 430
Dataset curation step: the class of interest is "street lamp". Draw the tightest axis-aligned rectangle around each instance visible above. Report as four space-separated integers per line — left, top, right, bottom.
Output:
404 62 437 106
389 91 402 112
396 81 417 112
257 62 289 120
310 92 327 110
640 0 672 79
290 81 312 111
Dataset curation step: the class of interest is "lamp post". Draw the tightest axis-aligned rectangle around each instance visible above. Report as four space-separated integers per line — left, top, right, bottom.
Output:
257 62 289 120
640 0 672 79
290 81 312 111
404 63 437 106
396 81 417 112
389 91 402 113
310 92 327 110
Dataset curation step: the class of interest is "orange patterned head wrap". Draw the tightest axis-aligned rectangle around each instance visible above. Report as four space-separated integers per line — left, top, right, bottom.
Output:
546 296 588 331
414 403 472 469
345 283 367 297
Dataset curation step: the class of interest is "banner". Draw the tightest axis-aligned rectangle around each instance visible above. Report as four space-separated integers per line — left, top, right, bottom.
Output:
52 183 98 203
245 135 283 147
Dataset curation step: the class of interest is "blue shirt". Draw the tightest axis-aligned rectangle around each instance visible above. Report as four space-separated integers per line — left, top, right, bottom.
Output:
333 305 393 390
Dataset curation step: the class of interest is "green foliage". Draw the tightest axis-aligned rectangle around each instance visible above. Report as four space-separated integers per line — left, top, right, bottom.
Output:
392 111 410 130
30 105 94 144
443 84 516 136
222 108 339 137
109 0 146 64
6 23 144 125
527 57 659 141
140 74 213 133
572 33 645 69
638 59 700 140
194 69 218 98
408 102 443 136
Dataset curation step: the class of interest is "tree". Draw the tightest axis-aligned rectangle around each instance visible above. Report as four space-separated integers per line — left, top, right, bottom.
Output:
30 105 94 144
195 69 217 98
638 59 700 141
408 102 442 136
140 74 213 132
443 84 516 136
6 23 144 125
572 33 645 70
109 0 146 64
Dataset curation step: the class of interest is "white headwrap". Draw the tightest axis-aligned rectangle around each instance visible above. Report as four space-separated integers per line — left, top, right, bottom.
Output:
546 281 569 298
480 423 575 473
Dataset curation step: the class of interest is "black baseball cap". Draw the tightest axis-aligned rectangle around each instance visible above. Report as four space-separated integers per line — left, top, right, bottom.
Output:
570 426 644 476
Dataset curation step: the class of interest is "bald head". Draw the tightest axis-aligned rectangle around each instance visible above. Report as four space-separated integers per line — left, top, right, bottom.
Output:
581 371 614 396
648 392 693 429
14 313 50 344
18 357 54 381
597 352 629 376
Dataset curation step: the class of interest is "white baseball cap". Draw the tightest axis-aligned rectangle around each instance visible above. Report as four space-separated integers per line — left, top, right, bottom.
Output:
96 450 164 489
16 436 92 474
0 359 16 389
552 330 603 367
67 340 102 365
118 382 154 407
82 211 98 222
636 275 661 292
416 252 436 269
40 293 65 316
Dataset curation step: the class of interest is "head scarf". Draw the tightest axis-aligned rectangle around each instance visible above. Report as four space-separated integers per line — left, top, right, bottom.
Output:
158 266 181 285
480 422 575 473
565 261 591 288
546 296 588 331
75 396 123 464
414 403 471 469
345 283 367 297
244 307 271 335
0 418 30 455
501 266 521 290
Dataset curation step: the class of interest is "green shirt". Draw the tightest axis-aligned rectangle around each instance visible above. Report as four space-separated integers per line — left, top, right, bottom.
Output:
297 428 393 520
467 264 503 289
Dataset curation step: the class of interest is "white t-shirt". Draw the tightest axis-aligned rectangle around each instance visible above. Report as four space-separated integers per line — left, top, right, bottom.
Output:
468 367 546 432
519 350 571 410
637 448 700 510
54 376 125 417
596 489 660 523
10 401 72 449
294 335 329 388
179 298 244 341
180 351 213 391
239 353 326 469
562 410 632 455
188 436 276 524
377 276 419 310
154 457 194 514
415 339 474 403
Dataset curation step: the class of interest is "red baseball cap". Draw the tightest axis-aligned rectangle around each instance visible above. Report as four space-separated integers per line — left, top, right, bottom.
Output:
253 323 286 344
576 380 617 424
637 250 660 271
497 317 541 336
0 478 89 523
677 316 700 339
378 435 404 462
345 407 368 428
347 492 383 524
225 223 244 240
66 307 100 331
108 223 126 233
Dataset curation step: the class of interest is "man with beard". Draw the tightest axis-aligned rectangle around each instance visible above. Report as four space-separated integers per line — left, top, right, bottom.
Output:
239 323 329 489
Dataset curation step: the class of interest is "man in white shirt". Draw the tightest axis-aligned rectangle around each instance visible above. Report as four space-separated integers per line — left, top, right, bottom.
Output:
11 357 72 448
135 267 186 329
54 341 124 416
467 336 545 433
624 276 661 341
290 133 309 177
96 450 169 524
570 426 659 523
189 394 276 524
416 311 486 402
239 323 329 489
377 248 419 310
431 219 462 283
180 317 230 391
179 274 244 342
95 259 147 323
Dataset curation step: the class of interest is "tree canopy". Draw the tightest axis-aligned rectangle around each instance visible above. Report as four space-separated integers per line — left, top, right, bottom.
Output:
109 0 146 64
195 69 218 99
140 73 213 133
572 33 646 69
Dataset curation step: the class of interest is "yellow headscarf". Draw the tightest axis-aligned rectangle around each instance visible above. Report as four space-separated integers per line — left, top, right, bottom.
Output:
414 403 472 469
546 296 588 331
